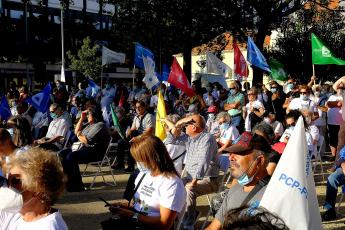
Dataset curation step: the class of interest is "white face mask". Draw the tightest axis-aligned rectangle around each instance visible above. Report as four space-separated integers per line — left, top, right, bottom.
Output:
0 186 23 213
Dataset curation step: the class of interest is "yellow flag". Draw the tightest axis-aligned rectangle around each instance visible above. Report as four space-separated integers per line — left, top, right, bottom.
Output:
155 91 167 141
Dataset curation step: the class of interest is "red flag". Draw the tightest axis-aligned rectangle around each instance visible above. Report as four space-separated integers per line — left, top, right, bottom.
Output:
233 42 249 81
168 57 195 97
118 91 125 107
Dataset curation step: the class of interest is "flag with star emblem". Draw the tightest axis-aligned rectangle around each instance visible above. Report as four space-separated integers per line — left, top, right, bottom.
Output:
168 57 195 97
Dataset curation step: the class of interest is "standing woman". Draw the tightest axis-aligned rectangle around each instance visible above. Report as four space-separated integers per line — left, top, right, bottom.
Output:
108 135 186 230
244 88 265 132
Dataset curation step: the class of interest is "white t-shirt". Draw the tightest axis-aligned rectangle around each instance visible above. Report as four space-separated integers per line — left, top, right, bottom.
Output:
288 98 317 113
245 100 265 132
46 112 71 141
133 172 186 217
219 124 239 145
0 210 68 230
165 143 186 175
327 95 343 125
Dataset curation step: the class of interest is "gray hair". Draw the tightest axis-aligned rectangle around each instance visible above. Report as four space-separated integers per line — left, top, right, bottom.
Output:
252 122 275 143
216 112 231 123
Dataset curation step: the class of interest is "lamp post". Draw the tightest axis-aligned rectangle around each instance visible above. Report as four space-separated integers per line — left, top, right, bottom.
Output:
60 2 65 82
24 0 30 91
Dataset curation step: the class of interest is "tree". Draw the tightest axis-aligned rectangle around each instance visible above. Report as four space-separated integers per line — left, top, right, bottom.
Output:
67 36 102 79
270 3 345 83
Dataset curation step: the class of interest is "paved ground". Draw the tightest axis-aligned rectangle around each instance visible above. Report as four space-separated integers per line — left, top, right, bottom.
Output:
55 159 345 230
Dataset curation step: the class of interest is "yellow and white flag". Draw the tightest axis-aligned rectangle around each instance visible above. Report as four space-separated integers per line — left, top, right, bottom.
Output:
155 90 167 141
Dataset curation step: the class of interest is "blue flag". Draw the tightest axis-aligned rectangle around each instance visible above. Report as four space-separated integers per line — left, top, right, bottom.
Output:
247 37 271 73
0 96 12 121
134 43 154 69
26 83 52 112
88 79 101 98
161 64 170 81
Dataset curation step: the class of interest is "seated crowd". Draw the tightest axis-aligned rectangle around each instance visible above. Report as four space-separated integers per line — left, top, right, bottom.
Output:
0 75 345 229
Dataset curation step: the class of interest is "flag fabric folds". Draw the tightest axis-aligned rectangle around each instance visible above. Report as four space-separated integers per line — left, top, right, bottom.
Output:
168 57 195 97
247 36 271 72
311 33 345 65
206 51 232 78
102 46 126 66
233 42 249 81
134 43 154 69
269 58 288 81
158 64 170 82
155 90 167 141
0 95 12 121
142 56 160 90
60 65 66 82
88 79 101 98
260 116 322 230
110 104 126 140
26 83 52 112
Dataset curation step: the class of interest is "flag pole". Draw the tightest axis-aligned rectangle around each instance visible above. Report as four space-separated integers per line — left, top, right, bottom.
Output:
100 65 104 89
312 64 316 85
132 64 136 90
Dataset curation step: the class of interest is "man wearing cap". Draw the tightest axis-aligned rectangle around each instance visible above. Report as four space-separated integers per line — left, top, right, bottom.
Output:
164 114 219 230
206 132 271 230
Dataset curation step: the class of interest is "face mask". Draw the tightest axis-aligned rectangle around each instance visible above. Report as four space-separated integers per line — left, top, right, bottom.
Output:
208 113 215 120
271 88 277 93
136 162 151 174
50 112 58 119
300 94 307 101
7 128 14 137
236 158 258 186
314 91 320 97
220 123 229 130
0 186 23 213
230 89 237 95
287 83 294 90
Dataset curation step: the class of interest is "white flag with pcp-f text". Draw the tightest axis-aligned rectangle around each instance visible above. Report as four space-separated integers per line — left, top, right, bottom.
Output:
260 116 322 230
206 51 232 78
102 46 126 66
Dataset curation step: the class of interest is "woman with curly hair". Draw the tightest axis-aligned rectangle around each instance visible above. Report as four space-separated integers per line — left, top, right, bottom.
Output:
0 147 67 229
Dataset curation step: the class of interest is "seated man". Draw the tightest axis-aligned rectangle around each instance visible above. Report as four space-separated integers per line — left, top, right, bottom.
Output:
322 146 345 221
206 132 272 230
164 114 219 230
35 103 72 150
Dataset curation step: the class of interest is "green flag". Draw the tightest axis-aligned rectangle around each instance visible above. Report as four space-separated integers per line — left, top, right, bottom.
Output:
269 58 287 81
110 104 126 140
311 33 345 65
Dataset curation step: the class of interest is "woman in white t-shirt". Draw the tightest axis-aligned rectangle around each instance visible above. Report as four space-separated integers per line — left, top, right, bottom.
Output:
215 112 239 153
244 88 265 132
109 135 186 230
326 90 344 157
0 148 67 230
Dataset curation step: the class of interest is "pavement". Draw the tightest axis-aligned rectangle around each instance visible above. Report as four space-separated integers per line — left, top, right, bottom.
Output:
55 159 345 230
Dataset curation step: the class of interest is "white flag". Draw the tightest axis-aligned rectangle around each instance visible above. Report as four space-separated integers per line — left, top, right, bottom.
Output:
142 55 159 89
260 116 322 230
206 51 232 78
60 65 66 82
102 46 126 66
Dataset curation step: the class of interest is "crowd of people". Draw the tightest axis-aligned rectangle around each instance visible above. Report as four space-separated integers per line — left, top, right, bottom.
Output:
0 74 345 229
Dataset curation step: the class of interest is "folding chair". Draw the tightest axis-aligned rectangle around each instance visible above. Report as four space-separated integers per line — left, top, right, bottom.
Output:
200 154 230 230
82 138 117 189
313 135 325 181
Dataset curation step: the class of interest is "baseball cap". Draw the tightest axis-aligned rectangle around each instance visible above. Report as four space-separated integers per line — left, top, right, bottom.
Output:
223 132 271 155
207 105 217 113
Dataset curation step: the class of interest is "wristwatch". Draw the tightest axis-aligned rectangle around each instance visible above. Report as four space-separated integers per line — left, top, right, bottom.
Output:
132 212 139 221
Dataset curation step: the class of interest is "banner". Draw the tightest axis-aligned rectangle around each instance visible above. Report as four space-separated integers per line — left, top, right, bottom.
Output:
247 36 271 72
102 46 126 66
206 51 232 78
260 116 322 230
311 33 345 65
155 91 167 141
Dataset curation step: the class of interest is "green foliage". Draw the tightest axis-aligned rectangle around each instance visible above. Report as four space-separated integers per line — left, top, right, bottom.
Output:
270 6 345 83
67 36 102 80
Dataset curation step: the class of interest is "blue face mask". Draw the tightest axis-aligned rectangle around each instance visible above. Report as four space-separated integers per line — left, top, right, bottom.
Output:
50 112 58 119
236 158 258 186
137 162 151 174
230 89 236 95
300 94 307 101
220 123 229 130
287 83 294 90
271 88 277 93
